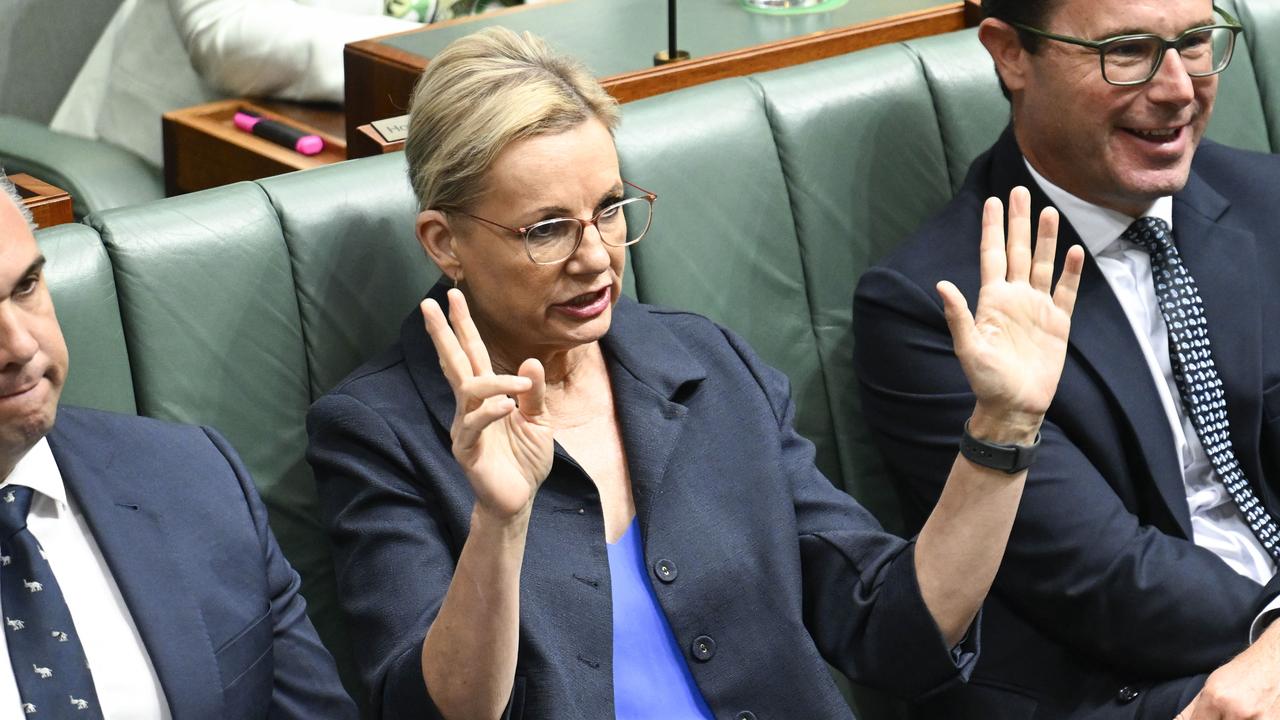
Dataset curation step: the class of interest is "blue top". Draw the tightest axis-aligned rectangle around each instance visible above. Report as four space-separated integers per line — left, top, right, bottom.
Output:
607 518 714 719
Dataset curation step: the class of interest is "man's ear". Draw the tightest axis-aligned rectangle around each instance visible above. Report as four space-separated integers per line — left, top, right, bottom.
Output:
979 18 1031 95
416 209 463 284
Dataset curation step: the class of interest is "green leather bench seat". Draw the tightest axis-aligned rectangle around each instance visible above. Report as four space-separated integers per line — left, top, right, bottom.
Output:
34 3 1279 714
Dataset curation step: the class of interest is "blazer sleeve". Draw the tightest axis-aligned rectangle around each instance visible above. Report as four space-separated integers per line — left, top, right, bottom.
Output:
853 263 1264 677
306 390 454 720
719 327 979 700
201 427 359 720
169 0 418 102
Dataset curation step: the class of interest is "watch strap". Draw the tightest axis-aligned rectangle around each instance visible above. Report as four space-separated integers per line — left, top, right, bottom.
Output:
959 420 1041 474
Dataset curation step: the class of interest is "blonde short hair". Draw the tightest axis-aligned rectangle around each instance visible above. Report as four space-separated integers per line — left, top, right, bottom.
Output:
404 27 620 211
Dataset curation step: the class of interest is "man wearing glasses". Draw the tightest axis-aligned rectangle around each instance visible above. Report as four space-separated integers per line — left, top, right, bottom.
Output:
854 0 1280 717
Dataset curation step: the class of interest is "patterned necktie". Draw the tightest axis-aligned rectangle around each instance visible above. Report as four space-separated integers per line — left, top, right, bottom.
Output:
0 485 103 718
1124 216 1280 562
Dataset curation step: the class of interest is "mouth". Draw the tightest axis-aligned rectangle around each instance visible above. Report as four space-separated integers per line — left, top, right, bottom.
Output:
1121 125 1186 145
552 286 612 320
0 380 40 401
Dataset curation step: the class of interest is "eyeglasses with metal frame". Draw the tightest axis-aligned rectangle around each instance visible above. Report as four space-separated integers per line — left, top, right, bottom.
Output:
452 180 658 265
1007 5 1244 86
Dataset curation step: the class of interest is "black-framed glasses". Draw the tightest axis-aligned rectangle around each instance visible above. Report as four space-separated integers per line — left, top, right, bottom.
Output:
454 180 657 265
1009 5 1244 86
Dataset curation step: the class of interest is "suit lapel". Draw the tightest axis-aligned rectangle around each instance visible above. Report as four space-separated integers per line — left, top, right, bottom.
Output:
403 282 709 535
47 413 224 720
1171 173 1275 511
600 301 705 537
988 130 1192 534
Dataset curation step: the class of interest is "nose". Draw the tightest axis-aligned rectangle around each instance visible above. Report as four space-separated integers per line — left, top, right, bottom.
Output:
0 303 39 370
1146 47 1197 105
565 221 612 274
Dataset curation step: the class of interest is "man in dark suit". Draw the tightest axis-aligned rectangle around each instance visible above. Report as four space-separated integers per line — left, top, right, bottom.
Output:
854 0 1280 718
0 172 356 717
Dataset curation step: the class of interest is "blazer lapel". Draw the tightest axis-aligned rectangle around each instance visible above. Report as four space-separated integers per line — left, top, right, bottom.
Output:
601 301 706 536
988 131 1192 535
47 417 225 720
1171 172 1275 511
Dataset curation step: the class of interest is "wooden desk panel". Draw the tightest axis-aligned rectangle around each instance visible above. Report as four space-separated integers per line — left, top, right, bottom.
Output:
11 174 73 228
345 0 975 150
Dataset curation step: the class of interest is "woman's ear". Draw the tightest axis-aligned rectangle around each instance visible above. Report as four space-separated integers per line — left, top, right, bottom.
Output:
417 209 463 284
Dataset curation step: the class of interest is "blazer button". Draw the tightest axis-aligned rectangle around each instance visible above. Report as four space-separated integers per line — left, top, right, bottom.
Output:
736 713 757 720
654 559 678 583
691 635 716 661
1116 685 1140 703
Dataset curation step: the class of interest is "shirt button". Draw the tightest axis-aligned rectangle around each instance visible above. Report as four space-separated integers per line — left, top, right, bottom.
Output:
691 635 716 661
653 559 678 583
1116 685 1140 703
736 713 756 720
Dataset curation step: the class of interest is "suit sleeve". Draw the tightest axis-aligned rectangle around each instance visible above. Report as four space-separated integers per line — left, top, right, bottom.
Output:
169 0 417 102
719 328 979 700
201 427 359 719
306 391 455 720
853 263 1264 677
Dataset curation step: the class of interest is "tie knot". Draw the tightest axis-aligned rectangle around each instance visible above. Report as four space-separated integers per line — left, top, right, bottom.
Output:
1123 216 1174 256
0 485 33 538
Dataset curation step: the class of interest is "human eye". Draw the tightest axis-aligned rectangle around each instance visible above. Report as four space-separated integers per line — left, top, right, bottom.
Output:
525 220 575 246
13 273 40 300
1178 29 1213 56
597 199 626 221
1107 38 1154 61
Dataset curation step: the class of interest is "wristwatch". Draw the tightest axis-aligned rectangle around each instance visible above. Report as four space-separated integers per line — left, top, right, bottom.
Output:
959 420 1041 474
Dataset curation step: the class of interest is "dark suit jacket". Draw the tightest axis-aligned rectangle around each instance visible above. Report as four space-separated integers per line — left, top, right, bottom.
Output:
854 127 1280 719
307 282 977 720
46 406 355 720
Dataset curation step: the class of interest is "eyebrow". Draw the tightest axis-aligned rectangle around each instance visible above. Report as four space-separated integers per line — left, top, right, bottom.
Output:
1093 17 1216 40
528 183 626 219
2 256 46 296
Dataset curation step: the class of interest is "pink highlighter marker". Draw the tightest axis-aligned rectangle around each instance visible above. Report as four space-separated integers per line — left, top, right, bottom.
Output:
233 110 324 156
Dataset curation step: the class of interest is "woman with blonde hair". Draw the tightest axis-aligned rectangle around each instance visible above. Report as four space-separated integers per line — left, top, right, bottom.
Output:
309 26 1083 720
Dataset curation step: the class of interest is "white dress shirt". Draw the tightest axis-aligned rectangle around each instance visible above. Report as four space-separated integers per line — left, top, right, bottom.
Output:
0 439 170 720
1025 161 1280 637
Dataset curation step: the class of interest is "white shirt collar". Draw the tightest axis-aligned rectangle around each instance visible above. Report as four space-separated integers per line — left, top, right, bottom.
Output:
1 437 68 507
1023 158 1173 257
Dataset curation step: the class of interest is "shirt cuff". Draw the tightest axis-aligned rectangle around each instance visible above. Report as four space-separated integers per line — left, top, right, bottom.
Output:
1249 594 1280 644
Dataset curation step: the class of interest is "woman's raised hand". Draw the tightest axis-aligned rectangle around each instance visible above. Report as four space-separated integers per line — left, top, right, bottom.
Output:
937 186 1085 438
422 289 555 520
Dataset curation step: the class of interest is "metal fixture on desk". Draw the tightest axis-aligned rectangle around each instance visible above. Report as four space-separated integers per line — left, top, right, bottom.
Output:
653 0 690 66
741 0 847 13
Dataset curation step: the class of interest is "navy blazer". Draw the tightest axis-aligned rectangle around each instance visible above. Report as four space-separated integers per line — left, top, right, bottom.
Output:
854 128 1280 719
308 283 976 720
46 406 355 720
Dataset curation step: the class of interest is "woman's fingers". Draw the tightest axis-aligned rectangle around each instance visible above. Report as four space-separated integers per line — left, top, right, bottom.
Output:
1029 206 1059 292
978 196 1007 288
447 288 495 377
516 358 547 420
456 396 518 450
1004 186 1034 283
422 298 473 388
458 375 534 408
937 280 976 359
1053 245 1085 318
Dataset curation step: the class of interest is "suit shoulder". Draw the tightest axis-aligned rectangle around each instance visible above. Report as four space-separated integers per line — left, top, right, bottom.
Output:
863 185 986 293
55 405 216 450
1193 141 1280 210
321 342 413 402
